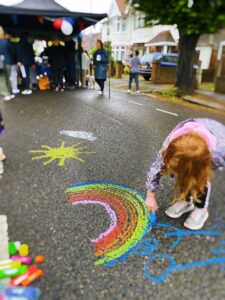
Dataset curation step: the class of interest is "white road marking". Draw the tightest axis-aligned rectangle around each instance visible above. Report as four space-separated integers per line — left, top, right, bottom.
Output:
129 101 143 106
82 103 126 127
156 108 178 116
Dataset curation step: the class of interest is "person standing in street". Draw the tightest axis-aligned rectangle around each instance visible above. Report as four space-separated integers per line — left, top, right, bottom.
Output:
93 40 109 95
128 50 140 94
81 49 89 88
65 36 76 89
16 32 35 95
0 31 18 100
48 36 66 92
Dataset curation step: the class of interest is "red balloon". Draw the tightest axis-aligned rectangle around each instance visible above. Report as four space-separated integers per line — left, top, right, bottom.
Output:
53 19 63 30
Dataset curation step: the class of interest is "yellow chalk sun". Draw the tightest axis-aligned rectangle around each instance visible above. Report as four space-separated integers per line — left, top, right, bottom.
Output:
29 141 95 167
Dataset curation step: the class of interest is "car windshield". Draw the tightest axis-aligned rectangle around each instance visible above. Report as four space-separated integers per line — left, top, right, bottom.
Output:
162 55 178 63
140 53 155 64
141 53 178 64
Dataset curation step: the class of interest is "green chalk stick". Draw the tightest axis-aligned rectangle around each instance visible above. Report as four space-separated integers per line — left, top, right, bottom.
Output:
0 265 28 279
8 242 17 255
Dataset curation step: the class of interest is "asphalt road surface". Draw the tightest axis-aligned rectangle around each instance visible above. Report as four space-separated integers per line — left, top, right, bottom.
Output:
0 88 225 300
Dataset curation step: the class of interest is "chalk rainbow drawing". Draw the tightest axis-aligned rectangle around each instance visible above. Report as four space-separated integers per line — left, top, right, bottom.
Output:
29 142 95 166
66 182 225 283
66 181 151 265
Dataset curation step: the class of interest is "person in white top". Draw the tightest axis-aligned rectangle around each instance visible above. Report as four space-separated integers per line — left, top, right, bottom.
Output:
81 49 89 88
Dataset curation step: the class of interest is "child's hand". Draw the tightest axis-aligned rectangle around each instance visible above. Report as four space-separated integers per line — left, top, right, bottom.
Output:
146 192 158 213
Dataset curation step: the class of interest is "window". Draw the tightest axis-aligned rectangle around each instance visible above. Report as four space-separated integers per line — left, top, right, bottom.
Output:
112 46 125 62
122 19 126 31
113 17 127 32
134 15 145 29
117 20 120 32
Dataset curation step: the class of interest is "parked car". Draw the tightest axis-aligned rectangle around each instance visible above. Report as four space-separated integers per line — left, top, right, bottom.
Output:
139 52 178 80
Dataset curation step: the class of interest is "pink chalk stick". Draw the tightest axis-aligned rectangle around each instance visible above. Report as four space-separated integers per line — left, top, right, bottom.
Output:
11 256 32 265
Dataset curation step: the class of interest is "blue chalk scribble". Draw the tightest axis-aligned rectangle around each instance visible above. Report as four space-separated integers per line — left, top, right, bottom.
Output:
106 213 225 284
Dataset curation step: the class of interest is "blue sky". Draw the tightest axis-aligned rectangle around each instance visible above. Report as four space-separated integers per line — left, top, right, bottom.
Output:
56 0 112 14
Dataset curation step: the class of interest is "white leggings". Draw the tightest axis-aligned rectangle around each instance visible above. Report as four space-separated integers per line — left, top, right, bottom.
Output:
10 65 18 91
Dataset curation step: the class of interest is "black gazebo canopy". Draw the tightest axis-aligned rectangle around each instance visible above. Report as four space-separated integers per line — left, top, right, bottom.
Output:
0 0 107 38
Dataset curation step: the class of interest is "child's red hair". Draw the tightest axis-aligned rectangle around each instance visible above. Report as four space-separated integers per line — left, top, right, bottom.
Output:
162 132 213 203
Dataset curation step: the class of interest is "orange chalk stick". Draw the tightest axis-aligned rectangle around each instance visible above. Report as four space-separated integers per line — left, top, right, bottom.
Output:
21 269 44 286
34 256 45 263
10 265 37 286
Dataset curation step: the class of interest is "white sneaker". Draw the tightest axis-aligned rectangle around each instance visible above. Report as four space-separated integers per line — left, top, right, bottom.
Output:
184 207 209 230
136 90 140 94
22 89 32 95
12 89 20 94
165 201 195 218
127 89 131 93
98 91 103 95
3 94 15 101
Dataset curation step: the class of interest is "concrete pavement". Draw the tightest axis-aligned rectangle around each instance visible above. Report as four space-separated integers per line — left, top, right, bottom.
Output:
110 76 225 112
0 88 225 299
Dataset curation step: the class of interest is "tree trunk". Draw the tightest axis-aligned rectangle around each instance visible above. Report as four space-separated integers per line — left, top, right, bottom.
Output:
175 32 200 95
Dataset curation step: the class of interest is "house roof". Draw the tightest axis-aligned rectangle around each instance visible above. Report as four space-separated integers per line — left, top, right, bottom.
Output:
115 0 127 15
198 29 225 47
145 30 177 46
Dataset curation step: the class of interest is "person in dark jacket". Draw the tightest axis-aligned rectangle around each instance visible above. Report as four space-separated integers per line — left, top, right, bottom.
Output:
64 36 75 88
0 31 18 100
93 40 109 95
16 32 35 95
48 36 65 92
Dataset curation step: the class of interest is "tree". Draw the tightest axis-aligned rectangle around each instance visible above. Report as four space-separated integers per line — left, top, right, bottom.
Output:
130 0 225 94
103 41 114 62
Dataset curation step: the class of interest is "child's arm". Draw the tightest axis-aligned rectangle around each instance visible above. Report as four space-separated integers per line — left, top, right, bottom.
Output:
146 150 164 212
146 191 158 212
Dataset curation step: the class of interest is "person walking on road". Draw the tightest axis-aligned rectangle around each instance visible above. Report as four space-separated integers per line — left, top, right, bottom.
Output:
128 50 140 95
93 40 109 95
145 118 225 230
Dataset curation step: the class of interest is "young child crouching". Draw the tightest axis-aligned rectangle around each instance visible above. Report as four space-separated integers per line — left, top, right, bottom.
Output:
146 118 225 230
